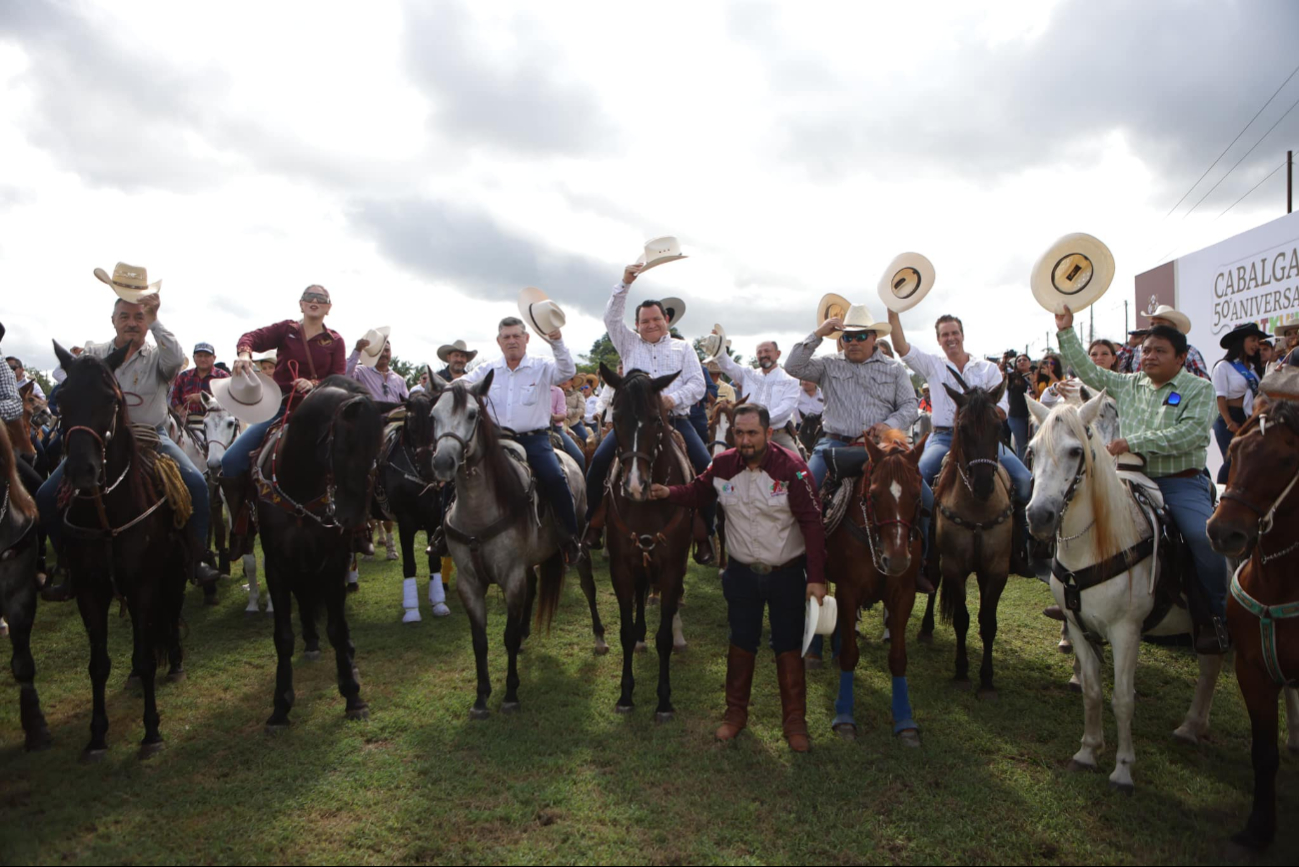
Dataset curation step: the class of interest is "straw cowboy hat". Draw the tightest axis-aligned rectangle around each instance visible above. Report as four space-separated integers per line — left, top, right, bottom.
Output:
94 262 160 304
518 286 567 341
1141 304 1192 335
816 293 852 339
357 326 391 368
1030 233 1115 315
817 295 891 341
636 236 688 272
436 339 478 363
1273 320 1299 337
254 349 278 365
659 297 686 327
877 252 936 314
702 323 731 364
210 368 281 425
802 595 838 657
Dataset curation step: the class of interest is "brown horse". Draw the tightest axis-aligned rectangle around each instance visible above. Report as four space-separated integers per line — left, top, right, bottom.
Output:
825 431 927 745
933 381 1013 698
600 364 693 721
706 395 747 568
1207 400 1299 854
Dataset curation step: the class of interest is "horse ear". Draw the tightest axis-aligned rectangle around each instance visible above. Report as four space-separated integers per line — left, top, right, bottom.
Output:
427 365 449 394
1079 388 1107 427
104 342 129 372
943 383 965 407
599 362 622 389
651 370 680 392
735 392 748 405
863 434 884 464
988 378 1007 405
1078 385 1093 402
472 368 494 397
53 340 75 371
910 432 929 464
1026 395 1051 426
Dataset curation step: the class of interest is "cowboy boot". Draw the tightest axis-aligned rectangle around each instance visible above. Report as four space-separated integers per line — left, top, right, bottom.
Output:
716 645 756 742
39 565 74 603
428 525 448 558
693 512 715 566
1194 615 1231 655
582 501 606 551
1010 506 1032 577
775 650 811 753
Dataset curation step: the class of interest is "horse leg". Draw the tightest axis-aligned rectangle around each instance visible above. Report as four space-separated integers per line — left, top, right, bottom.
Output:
1286 687 1299 753
917 591 936 643
460 582 492 720
1173 651 1225 744
398 520 421 624
346 553 359 593
672 610 687 653
75 581 113 760
1106 624 1140 792
298 589 321 660
833 584 860 738
213 485 230 575
942 565 970 687
888 579 919 746
501 573 528 713
576 554 608 655
634 583 648 654
615 574 637 712
265 565 296 730
975 575 1006 699
7 582 51 751
1065 616 1104 772
654 587 680 722
520 566 537 646
1230 660 1281 853
325 582 367 720
129 596 164 758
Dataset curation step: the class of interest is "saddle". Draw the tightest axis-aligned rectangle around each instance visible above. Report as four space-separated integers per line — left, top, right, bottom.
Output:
496 433 544 527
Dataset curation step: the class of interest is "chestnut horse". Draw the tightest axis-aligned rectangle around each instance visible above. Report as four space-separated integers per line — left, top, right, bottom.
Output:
1208 400 1299 854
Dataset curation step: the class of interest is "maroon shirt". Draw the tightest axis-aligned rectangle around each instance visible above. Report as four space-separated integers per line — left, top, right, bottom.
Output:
237 319 346 395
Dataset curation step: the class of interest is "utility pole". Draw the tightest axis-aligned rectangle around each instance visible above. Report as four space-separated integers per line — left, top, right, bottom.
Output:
1046 330 1051 352
1089 304 1095 344
1288 149 1293 214
1124 299 1129 338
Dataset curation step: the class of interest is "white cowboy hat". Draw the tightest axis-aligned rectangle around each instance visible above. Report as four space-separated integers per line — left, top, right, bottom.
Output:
659 296 686 327
839 303 892 338
1273 320 1299 337
357 326 391 368
94 262 160 304
1140 304 1192 335
816 293 852 340
877 252 936 313
210 368 281 425
802 595 838 657
253 349 277 365
518 286 567 340
702 323 730 364
636 236 687 272
1030 233 1115 315
437 339 478 363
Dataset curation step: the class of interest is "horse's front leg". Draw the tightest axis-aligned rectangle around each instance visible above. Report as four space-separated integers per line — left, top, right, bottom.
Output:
298 586 321 660
614 568 637 713
501 568 528 713
1286 687 1299 753
1173 651 1224 744
653 577 682 722
1066 614 1104 772
264 557 296 731
325 577 367 720
1231 659 1282 853
129 594 165 758
459 575 493 720
833 582 860 739
75 578 113 761
6 573 51 751
917 590 937 643
888 571 920 745
975 573 1006 700
1106 624 1141 792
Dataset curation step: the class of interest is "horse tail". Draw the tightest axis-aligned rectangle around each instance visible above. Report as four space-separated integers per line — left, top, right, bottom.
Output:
938 570 959 624
535 558 565 633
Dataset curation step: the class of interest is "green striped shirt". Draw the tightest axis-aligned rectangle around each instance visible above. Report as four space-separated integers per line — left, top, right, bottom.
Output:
1057 327 1213 478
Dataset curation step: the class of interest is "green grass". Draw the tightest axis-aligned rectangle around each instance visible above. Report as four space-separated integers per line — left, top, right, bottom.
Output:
2 540 1296 865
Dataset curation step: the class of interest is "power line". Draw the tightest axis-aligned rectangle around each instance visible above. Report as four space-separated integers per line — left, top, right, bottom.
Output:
1214 158 1289 221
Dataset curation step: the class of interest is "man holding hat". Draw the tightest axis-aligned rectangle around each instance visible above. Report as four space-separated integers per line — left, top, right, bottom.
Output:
1116 305 1209 379
36 269 222 600
712 336 803 454
170 342 230 412
706 360 737 404
436 340 477 382
348 328 409 403
1270 320 1299 372
650 403 824 753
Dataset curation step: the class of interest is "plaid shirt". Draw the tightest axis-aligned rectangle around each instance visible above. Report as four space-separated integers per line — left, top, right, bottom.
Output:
785 335 918 436
0 357 21 422
1059 327 1213 477
1115 343 1209 379
170 366 230 411
604 283 706 416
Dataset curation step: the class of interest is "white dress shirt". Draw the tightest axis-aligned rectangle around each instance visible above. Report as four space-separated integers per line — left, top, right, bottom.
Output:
83 321 185 428
715 355 802 428
901 346 1008 429
458 341 576 434
795 387 824 422
604 283 705 416
584 394 599 424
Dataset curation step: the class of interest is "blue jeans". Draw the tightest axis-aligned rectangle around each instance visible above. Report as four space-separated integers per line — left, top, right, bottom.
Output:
1154 473 1228 619
1008 416 1030 462
585 416 715 534
553 424 586 471
570 420 590 444
1212 407 1246 484
918 429 1032 502
723 560 806 655
518 432 578 537
37 425 210 554
808 437 934 556
221 406 286 478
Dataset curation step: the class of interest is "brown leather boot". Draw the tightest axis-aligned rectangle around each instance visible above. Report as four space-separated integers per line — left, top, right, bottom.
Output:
775 651 811 753
716 645 756 742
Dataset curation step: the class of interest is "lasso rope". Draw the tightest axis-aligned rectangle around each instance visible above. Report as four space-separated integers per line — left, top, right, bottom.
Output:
152 455 192 529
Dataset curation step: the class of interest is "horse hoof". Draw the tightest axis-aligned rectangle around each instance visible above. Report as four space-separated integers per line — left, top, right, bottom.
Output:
244 607 260 617
1058 640 1073 654
804 656 823 671
593 642 610 656
634 642 647 654
1172 726 1201 745
1067 759 1097 773
80 748 108 764
264 718 291 733
138 741 165 760
165 669 187 684
1067 679 1083 694
346 706 370 721
469 707 490 721
977 688 998 702
897 729 921 748
673 643 688 654
952 678 971 691
26 731 53 752
202 595 219 607
917 631 934 645
833 724 857 742
614 703 634 715
1109 780 1135 796
302 650 321 662
500 701 521 715
655 711 674 724
124 674 141 690
431 604 451 617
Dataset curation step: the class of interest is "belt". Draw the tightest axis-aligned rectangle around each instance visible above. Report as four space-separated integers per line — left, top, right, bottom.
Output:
504 428 550 439
736 556 804 575
826 433 859 444
1161 468 1206 480
933 426 953 434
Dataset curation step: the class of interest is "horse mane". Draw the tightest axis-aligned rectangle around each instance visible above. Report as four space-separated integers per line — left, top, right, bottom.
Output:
0 421 36 519
1270 399 1299 435
450 382 522 499
618 369 671 427
404 390 434 445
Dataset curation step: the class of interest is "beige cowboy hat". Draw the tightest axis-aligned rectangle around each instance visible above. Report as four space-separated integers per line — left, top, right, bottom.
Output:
1140 304 1192 335
519 286 567 341
702 323 731 364
1030 233 1115 315
816 293 852 340
253 349 277 365
636 236 688 272
659 296 686 327
802 595 838 657
357 326 391 368
437 339 478 363
210 368 281 425
1274 320 1299 338
819 300 891 341
877 252 936 313
94 262 160 304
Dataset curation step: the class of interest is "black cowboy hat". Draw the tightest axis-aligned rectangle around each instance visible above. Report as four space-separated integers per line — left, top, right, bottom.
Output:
1219 322 1273 349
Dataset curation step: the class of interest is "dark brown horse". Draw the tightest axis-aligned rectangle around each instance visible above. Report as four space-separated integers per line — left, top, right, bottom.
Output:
600 364 693 721
932 381 1013 698
825 431 927 745
1208 400 1299 854
54 342 190 760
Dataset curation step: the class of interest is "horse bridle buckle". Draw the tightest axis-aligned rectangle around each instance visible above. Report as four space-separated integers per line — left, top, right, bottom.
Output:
1063 583 1082 612
636 534 656 551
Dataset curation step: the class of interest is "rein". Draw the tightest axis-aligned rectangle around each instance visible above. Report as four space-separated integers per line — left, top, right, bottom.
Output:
1220 414 1299 562
607 390 689 568
845 456 923 574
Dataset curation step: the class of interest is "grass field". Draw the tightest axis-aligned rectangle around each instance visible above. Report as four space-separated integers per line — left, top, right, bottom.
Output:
2 539 1296 865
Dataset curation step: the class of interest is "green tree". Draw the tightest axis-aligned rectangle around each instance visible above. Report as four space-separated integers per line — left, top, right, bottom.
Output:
388 355 423 388
29 369 56 398
578 333 620 375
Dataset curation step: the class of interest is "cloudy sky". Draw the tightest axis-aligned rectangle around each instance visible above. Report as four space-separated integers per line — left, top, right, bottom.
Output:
3 0 1299 377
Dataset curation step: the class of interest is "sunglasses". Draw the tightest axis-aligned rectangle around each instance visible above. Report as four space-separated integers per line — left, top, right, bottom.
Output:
841 331 875 343
301 293 330 305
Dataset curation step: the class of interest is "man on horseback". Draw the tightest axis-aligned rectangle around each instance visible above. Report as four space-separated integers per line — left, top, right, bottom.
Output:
1055 306 1229 654
37 286 223 600
457 316 582 563
348 331 409 403
651 403 824 752
170 342 229 413
435 340 476 382
584 264 715 564
887 309 1034 575
712 336 802 454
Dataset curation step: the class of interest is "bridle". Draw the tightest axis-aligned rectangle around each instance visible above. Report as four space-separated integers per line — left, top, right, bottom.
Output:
1052 425 1098 545
433 397 482 471
857 456 924 573
1220 413 1299 563
606 388 688 565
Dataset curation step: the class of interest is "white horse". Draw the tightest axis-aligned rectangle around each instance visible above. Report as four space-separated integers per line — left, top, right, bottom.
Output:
1026 392 1223 792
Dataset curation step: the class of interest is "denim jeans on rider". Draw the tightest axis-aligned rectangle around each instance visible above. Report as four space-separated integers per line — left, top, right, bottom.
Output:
1153 472 1228 619
220 406 287 478
517 432 579 538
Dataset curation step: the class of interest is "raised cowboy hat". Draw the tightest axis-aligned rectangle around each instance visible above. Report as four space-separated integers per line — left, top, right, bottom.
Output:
635 236 688 272
1030 233 1115 315
1219 322 1273 350
357 326 391 368
210 368 281 425
816 293 852 340
702 323 731 364
94 262 160 304
659 296 686 327
436 339 478 363
1141 304 1192 335
877 252 936 314
802 595 838 657
518 286 567 341
818 300 891 341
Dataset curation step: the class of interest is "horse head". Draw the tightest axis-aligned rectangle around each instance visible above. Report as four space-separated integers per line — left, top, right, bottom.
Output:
200 393 241 474
601 362 679 502
429 369 492 482
1024 390 1107 540
707 392 748 458
403 389 437 480
862 433 925 577
1209 400 1299 558
306 382 384 530
944 379 1006 501
53 340 130 492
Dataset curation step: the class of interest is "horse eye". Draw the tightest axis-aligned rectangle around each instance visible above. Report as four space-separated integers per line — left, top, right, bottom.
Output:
1069 447 1082 458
